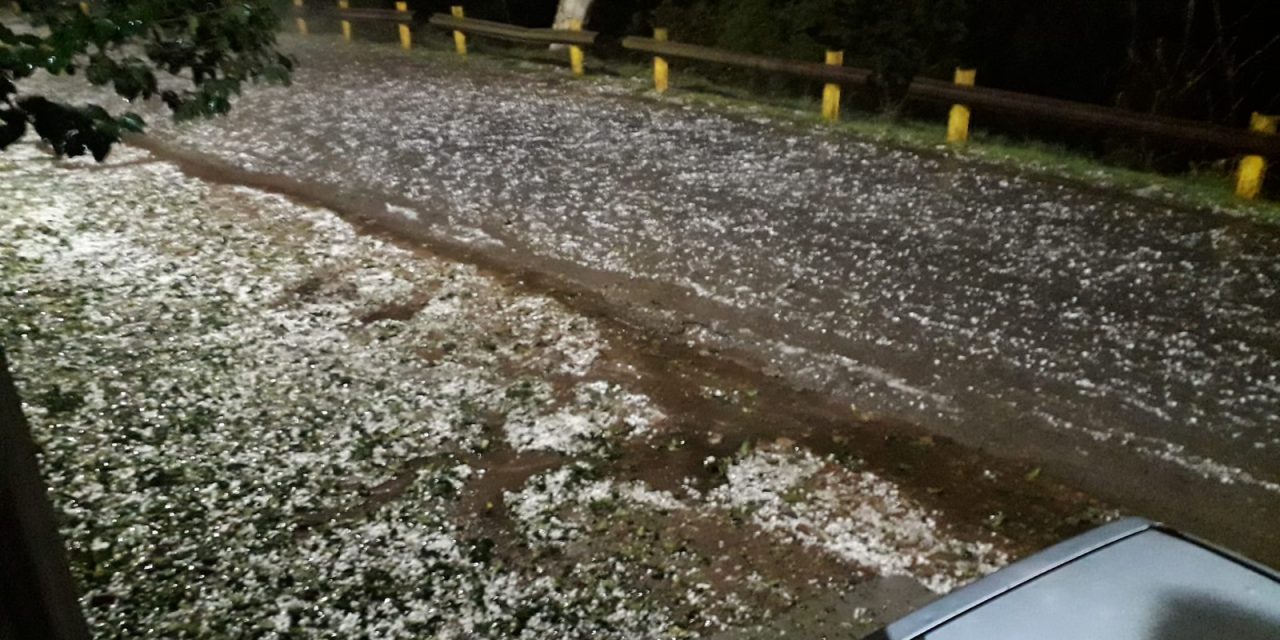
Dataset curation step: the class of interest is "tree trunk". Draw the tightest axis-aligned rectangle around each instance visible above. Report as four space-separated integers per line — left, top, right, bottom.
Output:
0 348 91 640
550 0 593 49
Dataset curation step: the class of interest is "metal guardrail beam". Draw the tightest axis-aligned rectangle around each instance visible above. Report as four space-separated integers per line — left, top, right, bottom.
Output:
337 7 411 23
622 37 870 86
622 37 1280 157
907 79 1280 156
291 4 410 23
428 14 596 47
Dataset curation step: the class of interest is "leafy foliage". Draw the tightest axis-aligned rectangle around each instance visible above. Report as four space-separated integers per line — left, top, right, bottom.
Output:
1 0 291 161
805 0 966 109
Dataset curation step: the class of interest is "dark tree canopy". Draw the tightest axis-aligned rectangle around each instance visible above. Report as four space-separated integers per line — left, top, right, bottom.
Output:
518 0 1275 126
1 0 291 161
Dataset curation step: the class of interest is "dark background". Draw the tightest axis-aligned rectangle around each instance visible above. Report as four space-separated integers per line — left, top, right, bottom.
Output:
410 0 1278 126
382 0 1277 176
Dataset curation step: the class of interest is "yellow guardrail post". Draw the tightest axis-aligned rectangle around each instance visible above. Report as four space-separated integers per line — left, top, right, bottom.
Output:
1236 113 1277 200
451 6 467 56
338 0 351 41
947 68 977 144
568 19 585 76
396 1 412 49
821 50 843 122
293 0 308 35
653 28 669 93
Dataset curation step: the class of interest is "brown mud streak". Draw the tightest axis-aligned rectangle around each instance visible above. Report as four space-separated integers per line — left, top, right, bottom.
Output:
128 134 1108 560
454 444 564 548
359 294 434 324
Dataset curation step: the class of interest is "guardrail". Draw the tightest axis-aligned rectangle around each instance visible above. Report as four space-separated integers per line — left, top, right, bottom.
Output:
426 9 594 75
428 14 596 47
291 0 412 46
289 4 1278 201
620 37 1280 159
337 7 409 23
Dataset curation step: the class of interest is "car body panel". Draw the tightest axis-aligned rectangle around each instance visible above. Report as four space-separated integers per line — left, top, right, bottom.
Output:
869 517 1280 640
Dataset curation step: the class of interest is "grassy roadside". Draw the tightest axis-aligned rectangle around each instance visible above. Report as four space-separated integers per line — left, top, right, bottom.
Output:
371 31 1280 224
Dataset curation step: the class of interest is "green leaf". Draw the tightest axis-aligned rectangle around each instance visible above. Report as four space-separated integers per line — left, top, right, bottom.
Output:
85 55 114 85
79 104 110 121
4 0 288 155
116 112 145 133
0 108 27 150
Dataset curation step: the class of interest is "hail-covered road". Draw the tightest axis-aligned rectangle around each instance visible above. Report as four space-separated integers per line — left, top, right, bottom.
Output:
152 37 1279 562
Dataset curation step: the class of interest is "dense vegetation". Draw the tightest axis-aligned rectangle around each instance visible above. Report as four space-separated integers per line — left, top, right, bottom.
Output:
435 0 1277 129
1 0 290 160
